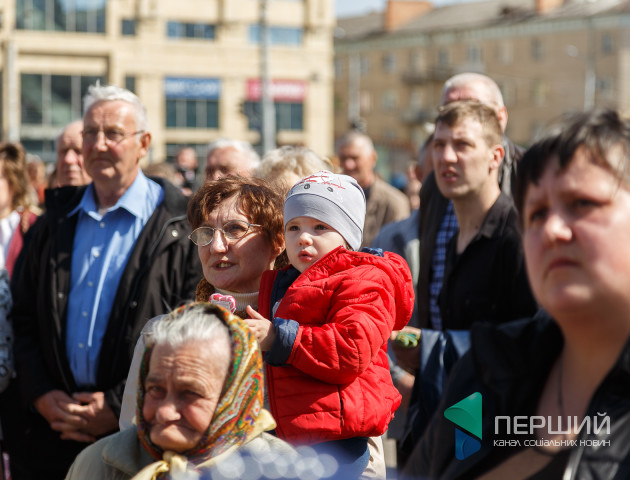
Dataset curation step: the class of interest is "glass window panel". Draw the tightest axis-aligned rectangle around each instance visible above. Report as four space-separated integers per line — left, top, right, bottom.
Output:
291 103 303 130
249 25 260 44
270 27 302 45
51 75 73 126
166 99 178 128
202 25 215 39
53 0 68 31
32 0 47 30
195 100 206 128
122 19 136 36
244 101 261 130
275 102 288 130
125 76 136 94
185 99 197 128
167 21 181 37
21 74 43 125
75 8 88 32
206 101 218 128
185 23 196 38
16 0 25 29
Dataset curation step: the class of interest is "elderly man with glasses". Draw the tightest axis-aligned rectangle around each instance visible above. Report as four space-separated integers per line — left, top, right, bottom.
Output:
5 84 201 480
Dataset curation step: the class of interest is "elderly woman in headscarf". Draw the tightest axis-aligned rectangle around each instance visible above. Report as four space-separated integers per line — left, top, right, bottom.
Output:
65 303 295 479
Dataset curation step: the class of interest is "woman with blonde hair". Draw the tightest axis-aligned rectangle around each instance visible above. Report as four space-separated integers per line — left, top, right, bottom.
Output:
0 142 38 278
255 145 334 196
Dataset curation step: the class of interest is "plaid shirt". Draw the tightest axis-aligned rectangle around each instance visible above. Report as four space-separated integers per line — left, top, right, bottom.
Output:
429 201 458 330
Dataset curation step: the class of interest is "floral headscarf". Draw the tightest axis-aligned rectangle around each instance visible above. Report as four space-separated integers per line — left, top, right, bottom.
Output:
135 302 266 478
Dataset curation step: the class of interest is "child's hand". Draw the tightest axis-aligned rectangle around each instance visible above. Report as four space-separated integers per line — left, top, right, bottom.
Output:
244 305 276 352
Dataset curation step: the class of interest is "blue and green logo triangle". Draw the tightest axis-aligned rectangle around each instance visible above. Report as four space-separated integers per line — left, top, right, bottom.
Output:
444 392 482 460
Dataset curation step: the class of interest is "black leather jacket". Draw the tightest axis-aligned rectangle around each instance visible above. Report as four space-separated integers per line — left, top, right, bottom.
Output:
402 310 630 479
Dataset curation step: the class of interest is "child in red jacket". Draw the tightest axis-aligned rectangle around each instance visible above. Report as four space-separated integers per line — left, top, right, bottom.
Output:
245 171 414 478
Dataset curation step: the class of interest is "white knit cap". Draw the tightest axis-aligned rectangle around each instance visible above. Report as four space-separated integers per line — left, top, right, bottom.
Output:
283 171 366 250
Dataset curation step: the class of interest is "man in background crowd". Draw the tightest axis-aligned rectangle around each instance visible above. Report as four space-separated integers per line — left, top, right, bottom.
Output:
337 130 410 248
205 138 260 182
55 120 91 187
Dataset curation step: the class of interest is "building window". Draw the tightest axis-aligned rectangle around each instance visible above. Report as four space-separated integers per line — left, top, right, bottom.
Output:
597 77 614 99
121 19 136 36
166 99 218 128
467 45 482 64
382 90 398 111
167 21 215 40
248 25 303 46
243 101 303 131
21 73 102 126
164 77 220 129
382 53 396 74
16 0 106 33
531 38 544 61
437 48 449 67
125 76 136 94
602 33 614 54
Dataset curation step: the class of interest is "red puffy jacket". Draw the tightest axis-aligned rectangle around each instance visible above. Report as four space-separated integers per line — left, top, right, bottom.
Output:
258 246 414 444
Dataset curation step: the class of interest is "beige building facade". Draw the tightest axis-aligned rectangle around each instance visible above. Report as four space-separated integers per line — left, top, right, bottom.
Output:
0 0 335 164
334 0 630 177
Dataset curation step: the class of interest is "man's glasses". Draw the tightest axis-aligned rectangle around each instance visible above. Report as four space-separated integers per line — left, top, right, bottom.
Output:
81 128 145 145
188 220 261 246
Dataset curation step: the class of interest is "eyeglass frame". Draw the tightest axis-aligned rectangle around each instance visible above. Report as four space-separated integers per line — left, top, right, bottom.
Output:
188 220 262 246
81 127 146 145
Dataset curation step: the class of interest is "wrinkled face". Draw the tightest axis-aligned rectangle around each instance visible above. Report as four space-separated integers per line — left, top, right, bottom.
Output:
285 216 347 273
197 195 279 292
57 121 91 187
522 147 630 320
432 117 501 202
143 341 228 453
205 147 252 181
82 100 149 192
338 140 376 188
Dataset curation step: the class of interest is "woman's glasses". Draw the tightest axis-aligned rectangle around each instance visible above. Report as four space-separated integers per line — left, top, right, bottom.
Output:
188 220 261 246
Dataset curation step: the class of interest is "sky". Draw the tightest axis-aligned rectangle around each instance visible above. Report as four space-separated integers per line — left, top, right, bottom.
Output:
336 0 473 18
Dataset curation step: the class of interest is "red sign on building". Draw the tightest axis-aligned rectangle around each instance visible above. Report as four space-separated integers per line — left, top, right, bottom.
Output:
247 79 307 102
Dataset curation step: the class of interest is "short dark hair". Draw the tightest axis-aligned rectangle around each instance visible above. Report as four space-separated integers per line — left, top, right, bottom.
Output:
435 100 502 148
512 108 630 224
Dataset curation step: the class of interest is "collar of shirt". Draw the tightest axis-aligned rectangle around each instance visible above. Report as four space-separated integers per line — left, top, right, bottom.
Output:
69 170 156 222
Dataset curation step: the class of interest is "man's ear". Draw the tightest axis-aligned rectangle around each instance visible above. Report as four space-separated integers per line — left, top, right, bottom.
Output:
490 144 505 171
137 132 152 160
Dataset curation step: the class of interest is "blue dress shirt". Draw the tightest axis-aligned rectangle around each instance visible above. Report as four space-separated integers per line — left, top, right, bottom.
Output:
66 171 163 387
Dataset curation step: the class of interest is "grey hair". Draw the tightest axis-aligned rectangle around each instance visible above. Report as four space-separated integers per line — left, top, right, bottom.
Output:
442 72 505 108
206 138 261 170
255 146 333 181
335 130 375 154
147 305 232 361
83 83 148 132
